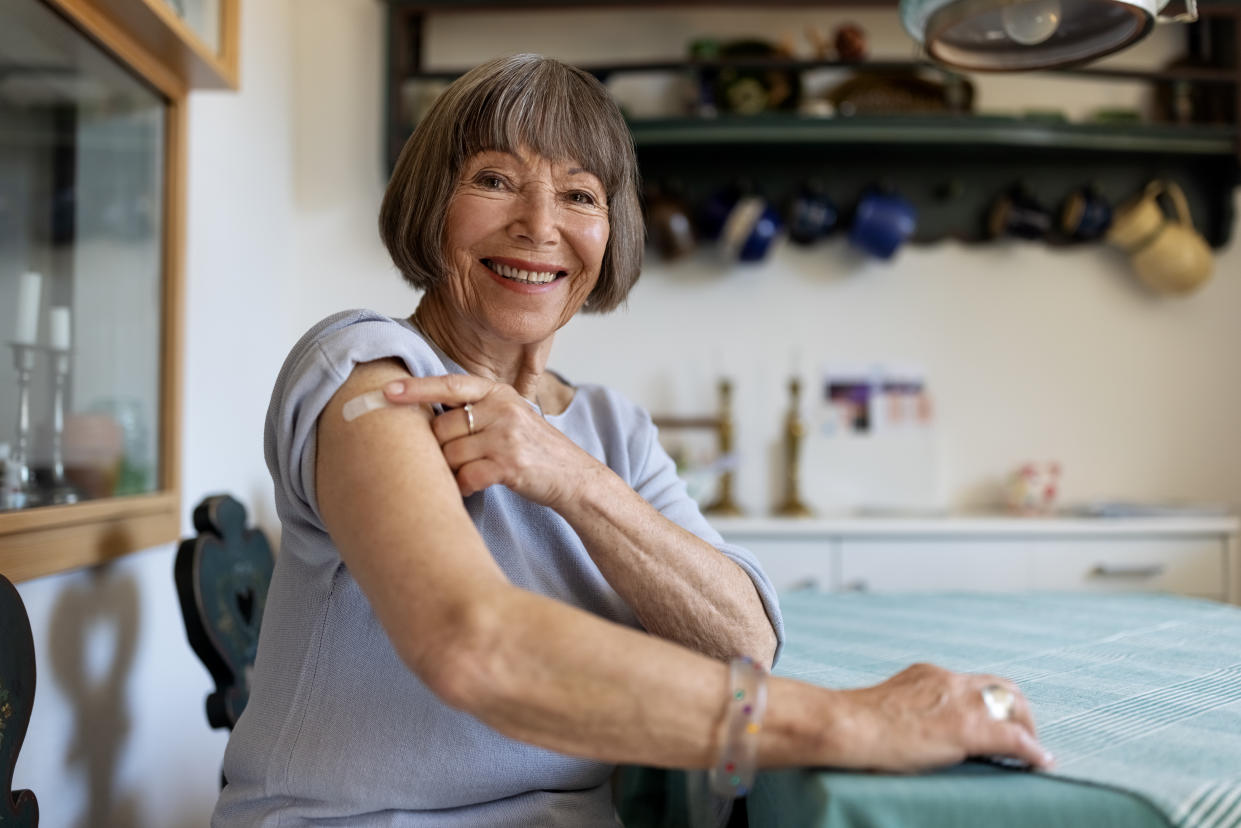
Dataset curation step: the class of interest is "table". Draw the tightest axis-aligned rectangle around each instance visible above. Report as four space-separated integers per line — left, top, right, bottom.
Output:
618 590 1241 828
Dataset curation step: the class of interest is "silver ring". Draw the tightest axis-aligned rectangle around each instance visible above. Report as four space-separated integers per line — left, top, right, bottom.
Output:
981 684 1016 721
463 402 476 435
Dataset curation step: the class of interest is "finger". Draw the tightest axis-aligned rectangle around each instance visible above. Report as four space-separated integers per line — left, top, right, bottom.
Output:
1008 690 1038 739
1000 723 1055 770
441 433 490 472
431 405 482 444
456 458 504 497
384 374 493 407
978 676 1037 737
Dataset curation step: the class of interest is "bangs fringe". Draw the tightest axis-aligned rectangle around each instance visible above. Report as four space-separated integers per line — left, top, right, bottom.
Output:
455 57 629 196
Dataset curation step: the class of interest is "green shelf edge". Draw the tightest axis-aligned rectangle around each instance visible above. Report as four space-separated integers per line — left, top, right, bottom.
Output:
627 116 1239 156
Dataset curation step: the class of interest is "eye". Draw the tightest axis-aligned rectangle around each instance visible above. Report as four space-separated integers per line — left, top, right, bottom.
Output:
567 190 601 206
474 172 508 190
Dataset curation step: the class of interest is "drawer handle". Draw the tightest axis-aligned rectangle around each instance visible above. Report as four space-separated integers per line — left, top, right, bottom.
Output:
1089 564 1166 579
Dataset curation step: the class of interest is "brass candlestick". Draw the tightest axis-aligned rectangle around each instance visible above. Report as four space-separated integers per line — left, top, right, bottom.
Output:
704 379 743 516
775 377 813 518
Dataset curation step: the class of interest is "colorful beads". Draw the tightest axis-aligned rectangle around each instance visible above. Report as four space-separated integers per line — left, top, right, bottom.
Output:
709 656 769 800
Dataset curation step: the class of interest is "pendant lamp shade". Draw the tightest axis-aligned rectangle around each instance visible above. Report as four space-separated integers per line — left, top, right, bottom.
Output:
901 0 1173 70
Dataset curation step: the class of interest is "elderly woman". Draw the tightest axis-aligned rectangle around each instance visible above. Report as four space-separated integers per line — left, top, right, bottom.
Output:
214 54 1050 826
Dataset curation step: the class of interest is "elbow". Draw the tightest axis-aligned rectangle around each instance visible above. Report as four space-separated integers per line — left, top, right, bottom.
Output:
414 598 511 715
747 621 779 670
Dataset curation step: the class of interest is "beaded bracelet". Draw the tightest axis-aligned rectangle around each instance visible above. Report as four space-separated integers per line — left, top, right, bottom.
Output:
708 656 768 798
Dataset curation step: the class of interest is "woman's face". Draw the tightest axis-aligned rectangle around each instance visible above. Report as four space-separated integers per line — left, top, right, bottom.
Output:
439 148 610 346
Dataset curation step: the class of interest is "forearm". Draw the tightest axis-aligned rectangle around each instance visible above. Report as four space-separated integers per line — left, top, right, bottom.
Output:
555 464 777 665
445 581 839 768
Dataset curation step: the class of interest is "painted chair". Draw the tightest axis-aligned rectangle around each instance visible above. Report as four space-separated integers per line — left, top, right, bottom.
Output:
0 574 38 827
174 494 274 734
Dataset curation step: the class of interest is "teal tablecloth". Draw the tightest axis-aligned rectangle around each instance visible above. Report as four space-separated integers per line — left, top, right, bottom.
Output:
748 761 1169 828
619 591 1241 828
761 591 1241 828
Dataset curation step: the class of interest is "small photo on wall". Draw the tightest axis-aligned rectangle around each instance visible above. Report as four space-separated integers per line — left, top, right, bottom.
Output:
821 366 877 435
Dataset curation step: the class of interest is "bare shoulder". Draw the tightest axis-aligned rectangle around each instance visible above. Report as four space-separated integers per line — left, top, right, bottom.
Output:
315 357 446 538
321 357 422 425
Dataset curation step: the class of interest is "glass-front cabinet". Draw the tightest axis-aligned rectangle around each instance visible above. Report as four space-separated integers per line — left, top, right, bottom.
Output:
0 0 238 582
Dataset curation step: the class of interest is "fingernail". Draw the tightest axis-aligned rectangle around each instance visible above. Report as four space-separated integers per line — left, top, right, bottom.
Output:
385 381 405 396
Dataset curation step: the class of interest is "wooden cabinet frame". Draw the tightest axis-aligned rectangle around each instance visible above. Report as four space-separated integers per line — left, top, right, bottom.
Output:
0 0 236 582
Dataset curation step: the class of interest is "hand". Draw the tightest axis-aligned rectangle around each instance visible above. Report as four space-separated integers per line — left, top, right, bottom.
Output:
383 374 604 508
838 663 1053 773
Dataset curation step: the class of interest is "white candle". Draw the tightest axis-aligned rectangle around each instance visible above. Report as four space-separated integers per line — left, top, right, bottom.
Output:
49 306 71 351
14 271 42 345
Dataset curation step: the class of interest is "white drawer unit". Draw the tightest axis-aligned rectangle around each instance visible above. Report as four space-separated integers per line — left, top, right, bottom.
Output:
838 540 1031 594
1025 538 1226 598
711 516 1239 604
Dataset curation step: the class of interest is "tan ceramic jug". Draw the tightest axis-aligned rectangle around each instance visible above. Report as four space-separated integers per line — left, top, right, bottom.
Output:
1106 180 1213 295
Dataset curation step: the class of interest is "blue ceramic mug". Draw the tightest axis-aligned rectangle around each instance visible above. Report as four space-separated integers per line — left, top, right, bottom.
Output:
1059 185 1112 242
698 186 743 242
720 195 784 263
787 187 838 246
987 185 1052 241
849 189 916 259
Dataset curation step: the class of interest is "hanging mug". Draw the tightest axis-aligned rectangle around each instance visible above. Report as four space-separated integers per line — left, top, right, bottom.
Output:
1059 184 1112 242
698 185 744 242
719 195 784 263
987 183 1052 241
787 185 838 246
849 187 916 260
646 189 696 261
1107 180 1213 295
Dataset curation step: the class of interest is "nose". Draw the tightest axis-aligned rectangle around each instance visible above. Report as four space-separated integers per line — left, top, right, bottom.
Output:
509 185 558 247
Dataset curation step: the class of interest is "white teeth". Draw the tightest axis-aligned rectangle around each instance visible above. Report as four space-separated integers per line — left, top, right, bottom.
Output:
489 260 557 284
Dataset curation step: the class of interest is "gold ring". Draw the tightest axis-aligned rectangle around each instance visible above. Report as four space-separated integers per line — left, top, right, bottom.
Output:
981 684 1016 721
463 402 476 435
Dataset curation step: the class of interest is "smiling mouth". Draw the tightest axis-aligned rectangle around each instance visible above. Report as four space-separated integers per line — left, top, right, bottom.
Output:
482 258 567 285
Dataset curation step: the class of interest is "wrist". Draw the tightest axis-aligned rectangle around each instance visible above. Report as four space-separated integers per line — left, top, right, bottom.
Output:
759 679 858 769
552 459 622 520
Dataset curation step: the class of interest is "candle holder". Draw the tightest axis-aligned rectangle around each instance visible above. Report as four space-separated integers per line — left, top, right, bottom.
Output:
6 342 37 509
651 378 744 517
47 347 78 505
775 377 814 518
704 379 743 517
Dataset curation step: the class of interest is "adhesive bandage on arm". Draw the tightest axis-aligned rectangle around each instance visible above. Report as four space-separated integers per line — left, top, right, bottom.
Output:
342 389 394 422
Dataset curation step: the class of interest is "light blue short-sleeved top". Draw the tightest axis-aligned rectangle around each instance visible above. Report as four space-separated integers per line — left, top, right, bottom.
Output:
213 309 784 826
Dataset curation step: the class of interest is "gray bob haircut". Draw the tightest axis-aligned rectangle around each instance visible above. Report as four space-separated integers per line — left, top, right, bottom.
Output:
379 53 643 314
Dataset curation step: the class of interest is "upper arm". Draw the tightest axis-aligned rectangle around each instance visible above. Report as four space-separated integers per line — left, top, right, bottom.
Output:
314 358 509 687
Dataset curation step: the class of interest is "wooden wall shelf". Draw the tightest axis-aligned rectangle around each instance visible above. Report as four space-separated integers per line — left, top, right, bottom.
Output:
383 1 1239 249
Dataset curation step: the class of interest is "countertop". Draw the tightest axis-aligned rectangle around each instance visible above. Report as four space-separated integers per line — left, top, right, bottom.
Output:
709 512 1241 538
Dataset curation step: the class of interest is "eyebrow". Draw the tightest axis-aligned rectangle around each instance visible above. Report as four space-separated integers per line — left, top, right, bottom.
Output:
475 152 599 184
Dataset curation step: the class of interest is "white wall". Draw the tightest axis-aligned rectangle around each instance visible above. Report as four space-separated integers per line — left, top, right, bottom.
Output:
14 0 308 824
12 2 1241 825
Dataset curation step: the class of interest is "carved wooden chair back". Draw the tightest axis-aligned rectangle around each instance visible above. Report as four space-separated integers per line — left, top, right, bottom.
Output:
174 494 274 732
0 574 38 826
